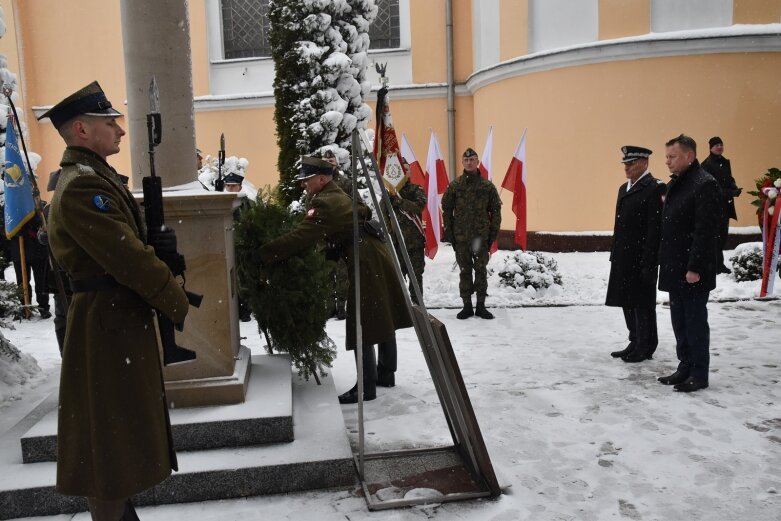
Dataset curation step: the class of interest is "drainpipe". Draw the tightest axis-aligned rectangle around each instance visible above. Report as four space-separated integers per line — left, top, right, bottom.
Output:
445 0 456 179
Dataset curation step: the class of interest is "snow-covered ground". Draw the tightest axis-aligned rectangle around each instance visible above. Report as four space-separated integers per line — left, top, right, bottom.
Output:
1 245 780 521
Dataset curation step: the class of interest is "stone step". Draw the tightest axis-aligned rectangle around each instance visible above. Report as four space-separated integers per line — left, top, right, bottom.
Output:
0 356 356 520
20 353 293 464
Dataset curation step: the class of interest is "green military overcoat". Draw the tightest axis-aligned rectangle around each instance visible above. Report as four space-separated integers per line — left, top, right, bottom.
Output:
259 181 412 349
48 147 188 500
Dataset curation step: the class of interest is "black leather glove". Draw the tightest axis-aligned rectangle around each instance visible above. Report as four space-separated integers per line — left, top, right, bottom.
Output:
149 227 177 256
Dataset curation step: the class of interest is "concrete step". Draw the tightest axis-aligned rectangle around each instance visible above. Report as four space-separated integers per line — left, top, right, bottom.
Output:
20 354 294 463
0 356 355 520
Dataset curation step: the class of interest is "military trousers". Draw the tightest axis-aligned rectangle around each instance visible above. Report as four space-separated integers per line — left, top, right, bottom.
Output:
395 244 424 303
622 305 658 357
669 290 710 380
454 243 489 299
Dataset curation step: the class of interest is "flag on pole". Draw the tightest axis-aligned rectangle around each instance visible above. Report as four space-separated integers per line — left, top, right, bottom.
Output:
3 115 36 239
400 134 427 187
373 87 406 190
478 126 493 181
501 130 528 250
478 127 499 253
423 131 449 259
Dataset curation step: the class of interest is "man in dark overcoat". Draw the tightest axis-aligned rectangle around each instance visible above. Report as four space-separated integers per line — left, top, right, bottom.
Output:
701 136 741 274
41 81 190 519
259 157 412 404
657 134 720 393
606 146 666 363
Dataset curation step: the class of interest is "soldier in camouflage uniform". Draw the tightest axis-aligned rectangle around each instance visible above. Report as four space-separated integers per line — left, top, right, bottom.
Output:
387 161 427 303
441 148 502 319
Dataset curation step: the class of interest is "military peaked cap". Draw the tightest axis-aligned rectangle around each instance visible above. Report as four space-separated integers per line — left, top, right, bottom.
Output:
223 172 244 184
620 145 652 163
297 156 335 180
38 81 122 130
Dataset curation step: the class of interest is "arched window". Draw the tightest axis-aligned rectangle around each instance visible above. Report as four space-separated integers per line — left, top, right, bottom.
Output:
221 0 272 59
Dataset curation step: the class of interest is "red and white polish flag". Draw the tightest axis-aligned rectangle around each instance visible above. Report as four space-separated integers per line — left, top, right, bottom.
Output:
423 131 449 259
400 133 427 188
501 129 528 250
479 126 499 253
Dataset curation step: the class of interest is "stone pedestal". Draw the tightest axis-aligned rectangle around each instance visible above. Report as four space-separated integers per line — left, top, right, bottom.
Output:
137 186 250 407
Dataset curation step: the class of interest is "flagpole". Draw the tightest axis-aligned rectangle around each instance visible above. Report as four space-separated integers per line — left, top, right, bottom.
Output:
17 236 31 318
3 85 71 315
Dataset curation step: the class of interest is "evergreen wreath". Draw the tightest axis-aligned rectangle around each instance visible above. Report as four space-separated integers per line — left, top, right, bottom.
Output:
234 189 336 380
498 250 563 291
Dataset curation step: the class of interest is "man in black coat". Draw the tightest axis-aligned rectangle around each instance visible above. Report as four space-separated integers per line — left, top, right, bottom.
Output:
701 136 741 274
657 135 720 393
606 146 666 363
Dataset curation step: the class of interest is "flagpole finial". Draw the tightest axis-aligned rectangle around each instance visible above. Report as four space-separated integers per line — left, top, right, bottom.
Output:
375 62 388 88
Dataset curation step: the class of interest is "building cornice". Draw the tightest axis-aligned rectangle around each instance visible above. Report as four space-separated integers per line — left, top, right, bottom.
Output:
466 27 781 93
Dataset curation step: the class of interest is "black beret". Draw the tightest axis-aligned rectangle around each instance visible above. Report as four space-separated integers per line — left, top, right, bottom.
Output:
708 136 723 148
462 147 478 158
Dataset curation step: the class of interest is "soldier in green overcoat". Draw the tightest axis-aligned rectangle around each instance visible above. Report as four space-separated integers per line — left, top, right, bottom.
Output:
441 147 502 319
41 82 189 520
259 156 412 404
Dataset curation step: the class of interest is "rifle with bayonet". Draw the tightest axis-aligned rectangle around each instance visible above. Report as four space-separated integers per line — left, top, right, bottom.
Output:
214 133 225 192
143 76 202 366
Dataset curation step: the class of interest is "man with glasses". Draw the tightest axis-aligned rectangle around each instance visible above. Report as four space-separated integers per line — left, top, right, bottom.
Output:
606 146 666 363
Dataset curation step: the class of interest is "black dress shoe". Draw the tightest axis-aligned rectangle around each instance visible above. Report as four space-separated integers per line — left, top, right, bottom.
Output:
610 345 634 358
338 386 376 404
658 370 689 385
622 351 652 363
674 377 708 393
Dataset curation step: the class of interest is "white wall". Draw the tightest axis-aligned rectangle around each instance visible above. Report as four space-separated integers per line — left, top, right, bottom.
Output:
651 0 733 32
528 0 599 54
473 0 501 70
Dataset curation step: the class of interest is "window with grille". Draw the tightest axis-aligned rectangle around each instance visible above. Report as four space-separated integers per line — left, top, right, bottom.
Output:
221 0 272 59
220 0 400 59
369 0 400 50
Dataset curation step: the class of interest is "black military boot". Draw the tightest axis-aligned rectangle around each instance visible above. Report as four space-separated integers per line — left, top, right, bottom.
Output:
474 298 494 320
339 346 377 404
456 298 474 319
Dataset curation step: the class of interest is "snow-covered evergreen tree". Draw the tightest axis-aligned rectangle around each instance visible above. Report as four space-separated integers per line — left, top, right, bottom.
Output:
269 0 377 205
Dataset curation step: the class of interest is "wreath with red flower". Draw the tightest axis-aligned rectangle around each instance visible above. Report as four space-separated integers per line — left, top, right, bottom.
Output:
747 167 781 226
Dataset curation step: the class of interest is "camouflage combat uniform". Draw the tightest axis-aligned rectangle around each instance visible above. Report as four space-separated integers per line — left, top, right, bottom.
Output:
387 181 426 302
441 170 502 300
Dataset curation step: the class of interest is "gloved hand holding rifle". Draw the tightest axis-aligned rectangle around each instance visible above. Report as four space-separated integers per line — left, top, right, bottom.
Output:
143 77 203 366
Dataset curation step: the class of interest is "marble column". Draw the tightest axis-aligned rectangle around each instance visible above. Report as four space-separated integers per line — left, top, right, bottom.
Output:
120 0 249 407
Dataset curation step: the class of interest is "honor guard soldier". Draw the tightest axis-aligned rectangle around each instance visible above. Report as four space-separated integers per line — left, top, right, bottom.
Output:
259 156 412 404
40 81 189 519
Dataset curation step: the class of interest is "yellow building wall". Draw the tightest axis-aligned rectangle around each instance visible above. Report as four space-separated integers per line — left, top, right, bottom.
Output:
500 0 528 60
453 1 473 83
472 52 781 231
190 0 211 97
410 0 446 84
734 0 781 23
599 0 650 40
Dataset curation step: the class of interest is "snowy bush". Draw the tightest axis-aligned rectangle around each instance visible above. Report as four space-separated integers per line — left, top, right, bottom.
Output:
498 250 563 290
730 242 764 282
0 329 41 403
0 280 24 325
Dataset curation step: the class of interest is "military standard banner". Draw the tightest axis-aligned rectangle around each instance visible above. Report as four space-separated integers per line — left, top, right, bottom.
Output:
3 115 35 238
